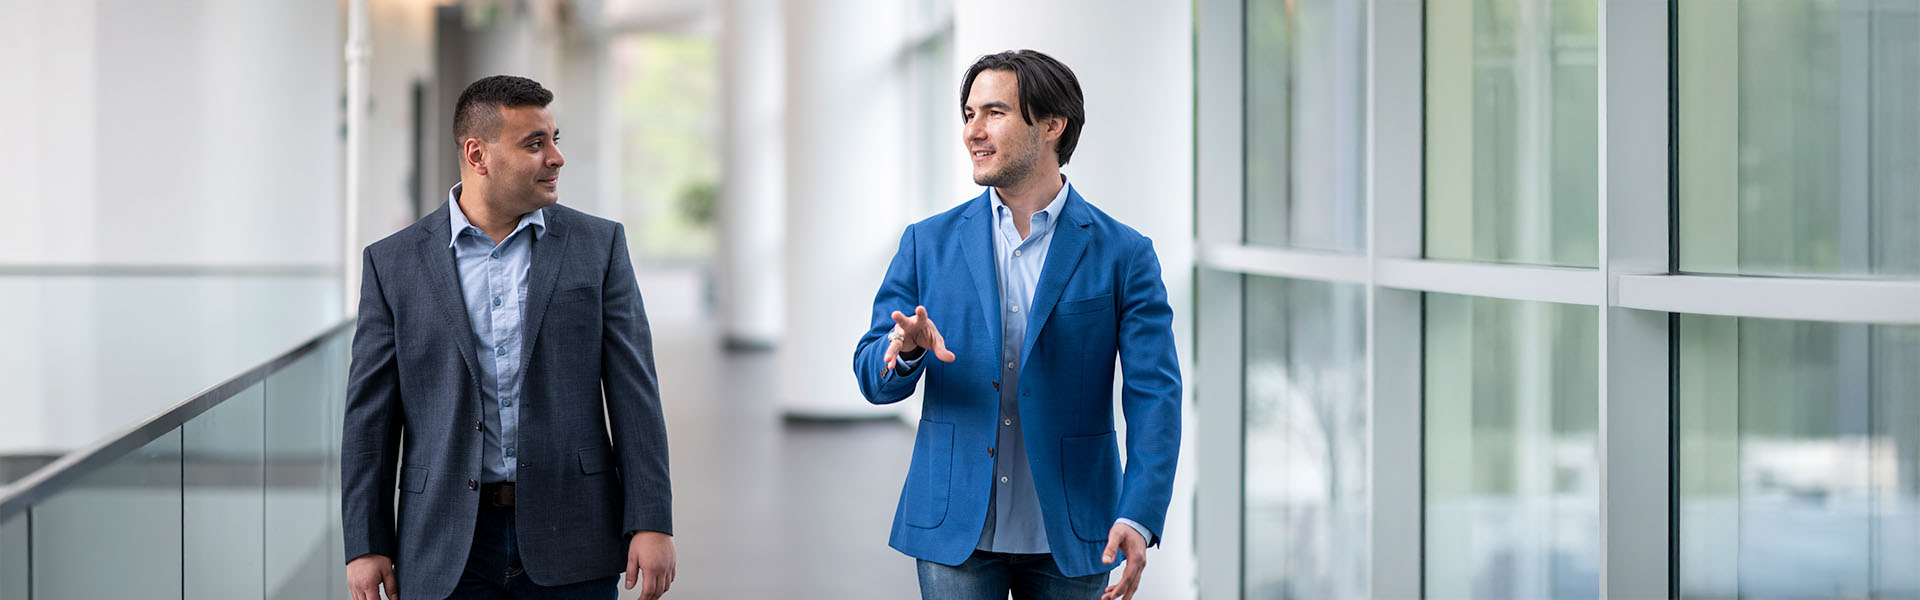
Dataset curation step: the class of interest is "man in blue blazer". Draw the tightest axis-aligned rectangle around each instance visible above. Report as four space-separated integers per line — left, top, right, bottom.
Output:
343 76 675 600
854 51 1181 600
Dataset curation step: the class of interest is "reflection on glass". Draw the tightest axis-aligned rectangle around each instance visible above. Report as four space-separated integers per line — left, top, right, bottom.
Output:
266 343 344 598
1245 0 1366 251
1678 2 1920 278
1 512 25 599
31 430 183 599
1679 316 1920 598
1425 293 1598 599
184 383 264 599
1242 276 1368 598
1425 0 1599 267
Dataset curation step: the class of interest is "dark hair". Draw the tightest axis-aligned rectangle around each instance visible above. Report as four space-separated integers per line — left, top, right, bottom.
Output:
453 75 554 144
961 50 1086 167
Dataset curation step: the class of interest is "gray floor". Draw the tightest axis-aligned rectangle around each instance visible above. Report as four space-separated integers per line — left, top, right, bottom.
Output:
626 267 920 599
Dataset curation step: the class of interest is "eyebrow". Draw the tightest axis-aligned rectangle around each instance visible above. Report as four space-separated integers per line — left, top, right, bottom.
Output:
966 101 1013 112
517 130 553 144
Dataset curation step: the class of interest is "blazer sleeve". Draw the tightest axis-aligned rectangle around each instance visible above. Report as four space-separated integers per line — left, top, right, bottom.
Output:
853 224 927 404
341 247 404 563
1113 234 1182 546
600 223 674 536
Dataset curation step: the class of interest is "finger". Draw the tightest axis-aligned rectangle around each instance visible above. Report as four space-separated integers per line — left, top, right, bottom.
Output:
648 570 670 600
1103 584 1121 600
927 326 957 362
1102 535 1122 564
883 338 901 370
382 568 399 600
891 310 915 330
351 585 366 600
626 558 640 590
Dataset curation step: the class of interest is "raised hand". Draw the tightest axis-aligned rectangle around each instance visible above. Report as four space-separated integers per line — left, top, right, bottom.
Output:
883 305 957 372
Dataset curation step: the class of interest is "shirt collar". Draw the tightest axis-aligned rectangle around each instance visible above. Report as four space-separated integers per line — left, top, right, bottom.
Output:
989 175 1072 232
447 182 547 248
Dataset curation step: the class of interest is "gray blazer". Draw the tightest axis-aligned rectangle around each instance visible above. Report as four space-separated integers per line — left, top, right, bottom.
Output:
342 202 671 599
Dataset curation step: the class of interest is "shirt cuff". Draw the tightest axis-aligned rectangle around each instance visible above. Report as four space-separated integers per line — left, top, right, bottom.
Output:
892 348 927 376
1116 518 1153 544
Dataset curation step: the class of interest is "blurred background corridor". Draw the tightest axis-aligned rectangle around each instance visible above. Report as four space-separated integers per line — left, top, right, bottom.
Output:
2 0 1918 599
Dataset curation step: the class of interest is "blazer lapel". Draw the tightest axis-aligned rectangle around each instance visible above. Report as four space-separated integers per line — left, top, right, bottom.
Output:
414 204 483 389
958 192 1003 364
517 208 569 377
1019 190 1092 369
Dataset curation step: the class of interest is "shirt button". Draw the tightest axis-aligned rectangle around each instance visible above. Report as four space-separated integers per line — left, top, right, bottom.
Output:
501 399 512 408
504 447 515 457
1003 419 1012 426
1001 476 1009 484
467 479 478 490
496 347 507 356
1006 362 1014 370
493 296 501 307
1009 305 1019 313
1013 250 1022 257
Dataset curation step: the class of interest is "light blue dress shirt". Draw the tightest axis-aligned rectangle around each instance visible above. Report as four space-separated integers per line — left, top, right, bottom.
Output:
446 183 546 484
898 177 1152 552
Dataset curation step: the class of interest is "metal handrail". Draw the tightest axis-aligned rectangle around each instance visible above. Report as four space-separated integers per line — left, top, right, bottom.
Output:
0 318 354 521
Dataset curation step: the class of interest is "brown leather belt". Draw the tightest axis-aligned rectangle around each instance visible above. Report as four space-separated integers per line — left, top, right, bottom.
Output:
481 482 516 507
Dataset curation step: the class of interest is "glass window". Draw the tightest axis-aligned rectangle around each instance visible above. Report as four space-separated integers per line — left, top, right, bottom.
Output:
1 511 24 599
1678 316 1920 598
1242 276 1368 598
1424 293 1599 599
1245 0 1367 252
1425 0 1599 267
31 430 183 599
1678 2 1920 278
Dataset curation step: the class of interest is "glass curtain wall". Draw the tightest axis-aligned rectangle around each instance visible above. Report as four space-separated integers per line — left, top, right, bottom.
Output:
1425 0 1598 267
1245 0 1366 251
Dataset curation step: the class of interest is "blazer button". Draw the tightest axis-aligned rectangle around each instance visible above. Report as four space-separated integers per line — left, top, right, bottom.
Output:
474 419 483 430
467 479 478 490
988 447 995 458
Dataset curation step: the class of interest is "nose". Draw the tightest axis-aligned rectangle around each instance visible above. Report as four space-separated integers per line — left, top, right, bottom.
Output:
963 115 985 144
548 144 566 169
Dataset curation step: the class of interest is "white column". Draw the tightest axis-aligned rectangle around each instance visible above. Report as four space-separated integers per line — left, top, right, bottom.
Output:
953 4 1196 597
717 0 786 349
777 0 908 417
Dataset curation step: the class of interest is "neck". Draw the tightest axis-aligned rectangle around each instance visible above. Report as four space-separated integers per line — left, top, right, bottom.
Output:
457 181 527 244
994 168 1064 217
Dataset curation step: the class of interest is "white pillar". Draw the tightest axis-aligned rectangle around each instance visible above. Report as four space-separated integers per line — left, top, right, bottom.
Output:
717 0 786 349
954 4 1196 597
777 0 908 417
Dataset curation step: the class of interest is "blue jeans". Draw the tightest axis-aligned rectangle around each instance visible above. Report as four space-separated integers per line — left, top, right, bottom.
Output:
916 551 1109 600
449 503 620 599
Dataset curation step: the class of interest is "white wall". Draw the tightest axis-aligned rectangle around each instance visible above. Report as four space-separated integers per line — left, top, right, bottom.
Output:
954 4 1198 598
0 0 342 268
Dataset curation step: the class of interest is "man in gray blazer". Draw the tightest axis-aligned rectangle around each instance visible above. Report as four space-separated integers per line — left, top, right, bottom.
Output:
343 75 675 600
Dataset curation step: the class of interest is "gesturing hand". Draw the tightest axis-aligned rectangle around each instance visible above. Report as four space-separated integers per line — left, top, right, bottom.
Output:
1100 523 1148 600
883 305 957 372
624 531 676 600
346 553 399 600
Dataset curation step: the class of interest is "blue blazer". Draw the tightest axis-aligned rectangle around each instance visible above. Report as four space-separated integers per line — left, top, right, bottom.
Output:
342 203 672 600
853 188 1182 578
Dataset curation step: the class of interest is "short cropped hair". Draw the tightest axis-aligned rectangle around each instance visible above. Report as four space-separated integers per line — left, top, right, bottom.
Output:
453 75 554 144
960 50 1086 167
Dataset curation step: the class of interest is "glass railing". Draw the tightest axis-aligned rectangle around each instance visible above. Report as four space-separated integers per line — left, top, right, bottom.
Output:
0 320 351 599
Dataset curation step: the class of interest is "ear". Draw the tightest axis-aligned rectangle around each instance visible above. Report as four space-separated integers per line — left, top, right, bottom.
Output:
1042 115 1067 143
463 138 488 176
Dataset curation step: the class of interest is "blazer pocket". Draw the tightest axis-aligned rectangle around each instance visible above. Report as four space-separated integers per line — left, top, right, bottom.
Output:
1054 294 1113 316
399 466 428 494
552 284 598 306
903 420 954 529
578 446 615 476
1060 431 1121 542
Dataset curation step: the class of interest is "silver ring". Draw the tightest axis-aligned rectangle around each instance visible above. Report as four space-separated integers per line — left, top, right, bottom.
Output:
887 327 905 343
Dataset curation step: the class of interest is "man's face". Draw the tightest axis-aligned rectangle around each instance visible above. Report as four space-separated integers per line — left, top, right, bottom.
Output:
963 69 1050 188
483 105 565 211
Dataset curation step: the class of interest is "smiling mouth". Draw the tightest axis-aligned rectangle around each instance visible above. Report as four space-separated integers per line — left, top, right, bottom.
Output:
972 150 995 161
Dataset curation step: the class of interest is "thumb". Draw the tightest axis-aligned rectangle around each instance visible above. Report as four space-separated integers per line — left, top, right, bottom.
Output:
626 558 639 590
1102 535 1122 564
